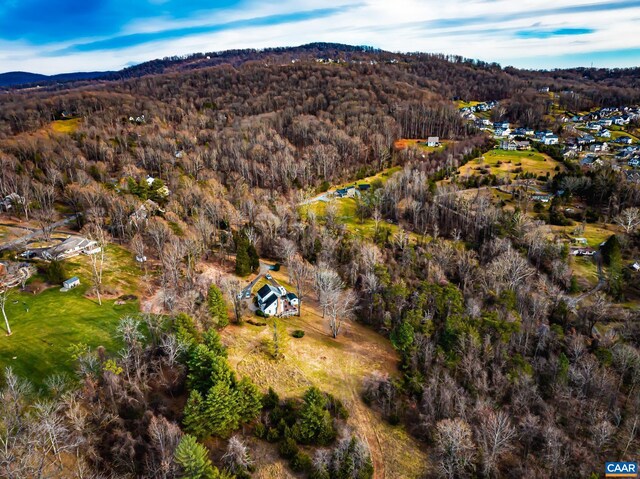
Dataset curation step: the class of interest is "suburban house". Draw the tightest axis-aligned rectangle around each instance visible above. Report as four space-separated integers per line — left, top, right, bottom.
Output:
426 137 440 147
358 183 371 192
130 199 161 222
145 176 171 197
581 155 602 169
62 277 80 290
500 140 517 151
590 142 609 153
335 186 356 198
577 135 596 145
43 236 98 261
256 283 299 317
600 130 612 138
0 193 25 212
531 194 551 203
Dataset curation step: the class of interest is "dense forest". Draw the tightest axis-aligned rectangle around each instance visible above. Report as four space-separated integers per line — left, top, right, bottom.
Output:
0 44 639 478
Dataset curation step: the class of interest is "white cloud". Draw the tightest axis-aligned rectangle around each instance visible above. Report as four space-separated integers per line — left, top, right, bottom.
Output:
2 0 640 74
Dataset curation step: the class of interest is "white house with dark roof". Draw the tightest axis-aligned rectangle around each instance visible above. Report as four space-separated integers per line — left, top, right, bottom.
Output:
256 283 298 317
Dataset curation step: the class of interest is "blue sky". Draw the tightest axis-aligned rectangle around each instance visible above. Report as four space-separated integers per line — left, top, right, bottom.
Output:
1 0 640 73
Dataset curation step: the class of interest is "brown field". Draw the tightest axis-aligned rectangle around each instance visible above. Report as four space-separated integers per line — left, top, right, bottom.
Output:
221 266 428 479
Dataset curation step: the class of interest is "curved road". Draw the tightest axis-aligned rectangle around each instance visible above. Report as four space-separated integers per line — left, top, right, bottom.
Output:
0 215 77 252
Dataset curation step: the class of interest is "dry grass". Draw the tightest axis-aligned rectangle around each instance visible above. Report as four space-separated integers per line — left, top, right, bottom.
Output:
393 138 448 152
221 268 427 478
50 118 81 134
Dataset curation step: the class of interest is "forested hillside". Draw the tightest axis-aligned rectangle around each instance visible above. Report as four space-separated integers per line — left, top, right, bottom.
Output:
0 44 639 478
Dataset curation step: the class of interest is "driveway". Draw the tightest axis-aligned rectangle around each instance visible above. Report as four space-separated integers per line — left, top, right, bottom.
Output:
0 215 78 252
240 260 273 296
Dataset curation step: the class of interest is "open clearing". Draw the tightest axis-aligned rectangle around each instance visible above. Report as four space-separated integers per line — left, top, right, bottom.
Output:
550 223 617 248
302 166 419 242
393 138 446 153
50 118 82 134
458 149 562 179
0 244 140 386
222 266 428 479
0 284 138 386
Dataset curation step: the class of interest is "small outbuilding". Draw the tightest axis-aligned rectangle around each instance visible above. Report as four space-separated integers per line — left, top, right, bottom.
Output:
62 277 80 290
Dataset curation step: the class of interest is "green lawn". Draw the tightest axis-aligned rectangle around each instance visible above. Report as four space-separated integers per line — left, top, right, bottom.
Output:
0 284 138 386
0 244 142 387
458 149 563 179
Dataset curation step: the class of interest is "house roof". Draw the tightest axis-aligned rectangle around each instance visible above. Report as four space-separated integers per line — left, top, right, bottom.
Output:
257 284 274 299
286 292 298 300
64 276 79 284
47 237 95 256
427 136 439 142
261 293 278 309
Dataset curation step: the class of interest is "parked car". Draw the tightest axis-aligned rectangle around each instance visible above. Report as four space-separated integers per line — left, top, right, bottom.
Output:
266 273 272 280
244 290 251 299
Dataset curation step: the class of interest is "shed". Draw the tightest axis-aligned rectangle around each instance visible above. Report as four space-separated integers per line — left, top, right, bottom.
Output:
63 277 80 289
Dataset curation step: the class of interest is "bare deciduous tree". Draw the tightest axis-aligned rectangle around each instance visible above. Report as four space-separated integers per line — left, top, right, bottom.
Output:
289 255 312 316
314 263 342 318
476 409 516 477
0 287 12 335
326 288 358 338
221 277 246 323
434 418 476 479
223 436 252 476
85 223 108 306
615 207 640 234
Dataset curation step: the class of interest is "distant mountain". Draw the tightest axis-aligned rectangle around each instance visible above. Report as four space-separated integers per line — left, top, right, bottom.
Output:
0 70 111 88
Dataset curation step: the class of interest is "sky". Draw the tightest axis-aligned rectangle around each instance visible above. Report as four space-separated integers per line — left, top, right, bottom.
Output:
1 0 640 74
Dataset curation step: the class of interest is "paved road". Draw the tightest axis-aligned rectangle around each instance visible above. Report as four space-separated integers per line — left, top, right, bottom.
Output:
0 215 78 252
298 192 330 206
240 261 272 297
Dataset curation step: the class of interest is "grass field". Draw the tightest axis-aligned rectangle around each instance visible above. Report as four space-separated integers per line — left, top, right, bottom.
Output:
571 256 599 290
393 138 446 153
550 223 616 248
455 100 481 109
303 166 420 242
50 118 81 134
222 265 428 478
458 149 563 179
0 284 138 386
0 244 141 386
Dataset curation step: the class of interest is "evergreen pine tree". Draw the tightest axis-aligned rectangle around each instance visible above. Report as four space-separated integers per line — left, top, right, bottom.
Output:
235 244 251 276
174 434 227 479
204 380 240 437
182 391 209 439
247 242 260 271
187 344 233 394
236 376 263 423
208 284 229 327
296 387 335 445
